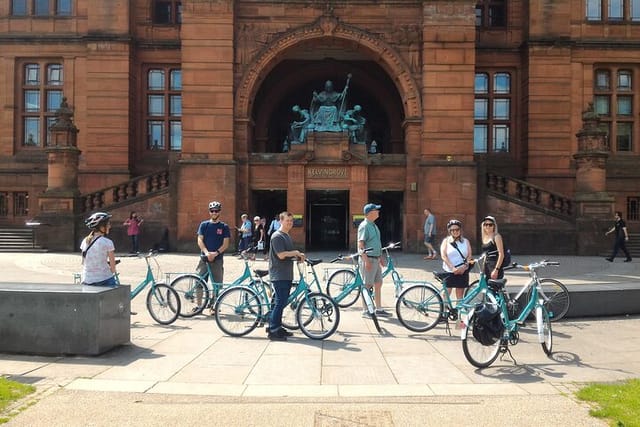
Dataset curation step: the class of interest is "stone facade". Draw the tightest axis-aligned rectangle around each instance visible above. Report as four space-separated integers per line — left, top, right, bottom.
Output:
1 1 639 253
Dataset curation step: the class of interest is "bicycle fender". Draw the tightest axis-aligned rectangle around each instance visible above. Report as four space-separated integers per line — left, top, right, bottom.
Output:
461 306 476 340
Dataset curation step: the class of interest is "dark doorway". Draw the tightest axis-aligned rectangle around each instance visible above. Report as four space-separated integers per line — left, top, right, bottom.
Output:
251 190 287 225
306 190 349 250
368 191 404 246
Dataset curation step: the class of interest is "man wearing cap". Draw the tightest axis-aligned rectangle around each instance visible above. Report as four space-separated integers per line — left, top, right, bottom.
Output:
358 203 390 317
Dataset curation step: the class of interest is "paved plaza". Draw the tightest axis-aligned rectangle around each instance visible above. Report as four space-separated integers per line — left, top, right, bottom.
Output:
1 251 639 426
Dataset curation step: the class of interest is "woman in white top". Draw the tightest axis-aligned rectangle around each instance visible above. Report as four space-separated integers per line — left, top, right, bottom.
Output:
440 219 472 300
80 212 117 287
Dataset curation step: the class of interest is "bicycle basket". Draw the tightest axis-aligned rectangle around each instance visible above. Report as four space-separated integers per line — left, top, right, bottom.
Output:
472 302 504 346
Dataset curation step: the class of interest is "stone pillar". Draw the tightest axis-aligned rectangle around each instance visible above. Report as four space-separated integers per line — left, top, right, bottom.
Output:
573 104 615 255
35 97 82 251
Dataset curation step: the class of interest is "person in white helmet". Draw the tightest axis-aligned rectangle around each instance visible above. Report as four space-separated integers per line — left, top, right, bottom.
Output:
80 212 117 287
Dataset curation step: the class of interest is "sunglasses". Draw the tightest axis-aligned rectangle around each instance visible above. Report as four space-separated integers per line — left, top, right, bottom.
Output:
209 209 221 213
449 228 461 232
483 223 494 227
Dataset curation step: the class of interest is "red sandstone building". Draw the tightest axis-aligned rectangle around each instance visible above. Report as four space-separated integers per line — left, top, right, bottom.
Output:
1 0 639 255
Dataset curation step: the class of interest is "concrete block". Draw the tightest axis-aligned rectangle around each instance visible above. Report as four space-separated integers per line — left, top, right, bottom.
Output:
0 284 130 356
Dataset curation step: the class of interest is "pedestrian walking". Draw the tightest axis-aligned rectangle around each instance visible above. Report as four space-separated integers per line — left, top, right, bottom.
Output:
605 211 632 262
236 213 252 253
423 208 437 259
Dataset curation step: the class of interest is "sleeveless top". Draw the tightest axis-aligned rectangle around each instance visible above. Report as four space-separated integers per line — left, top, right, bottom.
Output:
481 239 504 278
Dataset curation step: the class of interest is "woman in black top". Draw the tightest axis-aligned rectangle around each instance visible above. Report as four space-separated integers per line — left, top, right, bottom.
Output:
480 215 505 279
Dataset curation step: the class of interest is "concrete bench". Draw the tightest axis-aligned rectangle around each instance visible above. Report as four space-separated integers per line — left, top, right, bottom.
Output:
0 283 130 356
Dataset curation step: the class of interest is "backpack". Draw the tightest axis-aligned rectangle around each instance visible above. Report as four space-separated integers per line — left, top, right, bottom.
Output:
503 248 512 267
472 302 504 346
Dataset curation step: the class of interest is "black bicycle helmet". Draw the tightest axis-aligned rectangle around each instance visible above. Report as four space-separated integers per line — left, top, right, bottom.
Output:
85 212 112 229
447 219 462 230
208 201 222 211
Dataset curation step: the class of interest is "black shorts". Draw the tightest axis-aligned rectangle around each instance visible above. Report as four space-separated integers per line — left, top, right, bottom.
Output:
443 271 470 288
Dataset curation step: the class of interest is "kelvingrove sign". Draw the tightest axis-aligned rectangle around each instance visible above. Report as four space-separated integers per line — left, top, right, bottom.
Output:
306 167 348 178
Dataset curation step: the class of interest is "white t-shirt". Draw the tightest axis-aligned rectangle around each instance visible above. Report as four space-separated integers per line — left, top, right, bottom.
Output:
80 236 115 284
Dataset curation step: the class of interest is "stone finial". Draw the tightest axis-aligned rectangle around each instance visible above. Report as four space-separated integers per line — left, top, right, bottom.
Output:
581 102 600 130
50 97 79 134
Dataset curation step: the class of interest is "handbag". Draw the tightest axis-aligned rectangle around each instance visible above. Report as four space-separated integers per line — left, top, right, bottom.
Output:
257 241 265 251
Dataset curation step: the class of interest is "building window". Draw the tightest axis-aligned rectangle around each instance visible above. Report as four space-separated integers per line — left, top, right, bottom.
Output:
20 62 64 148
10 0 72 16
586 0 640 21
152 0 182 25
145 67 181 151
475 0 506 28
628 197 640 220
0 192 8 217
474 71 512 153
13 192 29 217
594 68 635 152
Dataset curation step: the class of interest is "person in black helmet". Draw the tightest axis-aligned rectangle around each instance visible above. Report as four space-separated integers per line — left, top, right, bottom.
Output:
80 212 117 287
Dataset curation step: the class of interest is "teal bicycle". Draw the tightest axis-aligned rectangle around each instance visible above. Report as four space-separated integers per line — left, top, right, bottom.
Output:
117 251 181 325
214 257 340 340
395 253 497 333
462 260 555 368
327 249 382 333
325 242 411 307
170 247 258 317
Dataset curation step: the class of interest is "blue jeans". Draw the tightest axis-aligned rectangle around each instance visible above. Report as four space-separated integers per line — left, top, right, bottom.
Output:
129 234 139 253
269 280 292 333
83 276 117 288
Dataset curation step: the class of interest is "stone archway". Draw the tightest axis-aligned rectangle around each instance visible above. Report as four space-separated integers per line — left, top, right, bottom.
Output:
235 15 422 123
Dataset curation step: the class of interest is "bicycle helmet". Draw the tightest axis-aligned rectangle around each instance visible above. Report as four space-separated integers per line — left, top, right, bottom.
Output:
472 302 504 346
447 219 462 230
85 212 112 229
208 201 222 211
482 215 496 224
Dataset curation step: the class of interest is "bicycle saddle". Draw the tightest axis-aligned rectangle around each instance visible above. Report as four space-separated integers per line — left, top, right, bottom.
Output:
253 269 269 277
487 278 507 291
307 258 322 266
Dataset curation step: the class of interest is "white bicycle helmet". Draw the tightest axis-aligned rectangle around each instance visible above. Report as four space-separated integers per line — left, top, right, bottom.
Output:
208 201 222 211
447 219 462 230
85 212 112 229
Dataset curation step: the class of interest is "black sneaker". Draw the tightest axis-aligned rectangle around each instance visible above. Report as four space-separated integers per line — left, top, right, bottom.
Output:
280 328 293 337
268 331 287 341
625 258 632 262
605 258 613 262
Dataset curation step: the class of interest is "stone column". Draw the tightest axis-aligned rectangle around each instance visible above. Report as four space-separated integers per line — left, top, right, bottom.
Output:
573 104 614 255
36 97 82 251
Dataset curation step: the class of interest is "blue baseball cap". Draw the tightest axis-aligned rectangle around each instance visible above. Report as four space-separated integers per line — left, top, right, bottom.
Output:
363 203 382 214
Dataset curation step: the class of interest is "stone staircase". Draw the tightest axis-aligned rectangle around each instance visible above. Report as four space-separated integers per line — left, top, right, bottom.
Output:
486 172 575 222
0 227 46 252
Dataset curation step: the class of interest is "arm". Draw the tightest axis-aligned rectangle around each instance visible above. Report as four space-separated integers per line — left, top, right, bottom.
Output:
108 250 116 274
276 249 305 261
605 226 615 235
623 225 630 240
198 234 222 262
493 234 505 273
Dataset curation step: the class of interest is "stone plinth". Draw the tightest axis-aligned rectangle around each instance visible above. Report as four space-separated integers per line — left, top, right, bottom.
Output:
0 284 130 356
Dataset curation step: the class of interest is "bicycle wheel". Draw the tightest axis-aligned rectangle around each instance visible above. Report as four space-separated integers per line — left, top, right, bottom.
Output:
361 287 381 333
170 274 209 317
215 286 262 337
281 292 302 330
395 284 443 333
461 311 502 369
146 283 181 325
538 306 553 356
296 292 340 340
326 269 360 308
534 278 570 322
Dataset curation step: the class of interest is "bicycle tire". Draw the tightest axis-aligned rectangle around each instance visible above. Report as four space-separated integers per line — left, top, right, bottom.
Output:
539 306 553 356
326 269 360 308
395 284 443 333
361 287 381 333
146 283 181 325
214 286 261 337
296 292 340 340
532 278 570 322
461 311 502 369
281 293 302 330
170 274 209 317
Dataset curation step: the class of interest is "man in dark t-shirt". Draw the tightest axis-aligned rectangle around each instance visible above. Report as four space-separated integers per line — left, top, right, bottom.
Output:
605 211 632 262
197 201 231 287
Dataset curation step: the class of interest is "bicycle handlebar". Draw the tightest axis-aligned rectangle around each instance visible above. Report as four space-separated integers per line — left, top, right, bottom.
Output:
511 260 560 271
330 247 372 263
382 241 402 251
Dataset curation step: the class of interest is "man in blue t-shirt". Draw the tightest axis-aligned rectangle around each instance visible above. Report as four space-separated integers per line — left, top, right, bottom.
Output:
196 201 231 299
